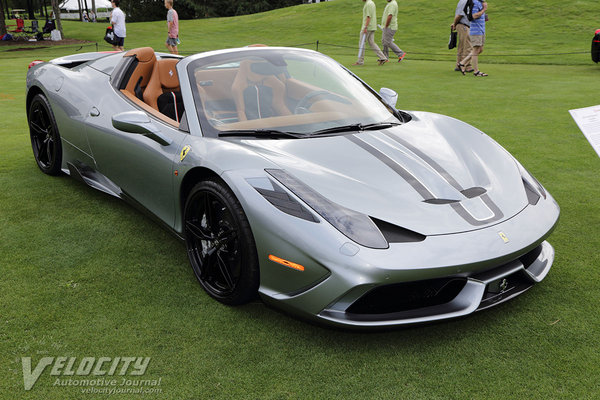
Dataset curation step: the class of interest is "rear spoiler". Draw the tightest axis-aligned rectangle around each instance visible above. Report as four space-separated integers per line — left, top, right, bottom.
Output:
47 51 121 69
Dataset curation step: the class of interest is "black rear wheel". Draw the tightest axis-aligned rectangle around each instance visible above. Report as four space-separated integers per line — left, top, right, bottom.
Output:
184 179 259 305
28 93 62 175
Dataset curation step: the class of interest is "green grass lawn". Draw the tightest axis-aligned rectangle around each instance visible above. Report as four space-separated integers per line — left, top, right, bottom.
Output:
1 0 600 398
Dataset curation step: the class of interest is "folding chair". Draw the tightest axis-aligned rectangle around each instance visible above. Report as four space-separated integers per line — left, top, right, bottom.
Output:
24 20 41 40
25 20 39 34
8 18 26 39
42 19 55 39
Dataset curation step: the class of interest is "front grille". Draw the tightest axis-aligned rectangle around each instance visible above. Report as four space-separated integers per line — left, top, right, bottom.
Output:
346 278 467 315
343 243 547 318
477 270 532 310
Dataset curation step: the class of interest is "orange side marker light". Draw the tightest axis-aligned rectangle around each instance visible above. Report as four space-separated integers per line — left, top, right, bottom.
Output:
268 254 305 272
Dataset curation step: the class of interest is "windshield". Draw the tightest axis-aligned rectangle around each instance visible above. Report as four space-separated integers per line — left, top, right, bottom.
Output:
187 48 399 138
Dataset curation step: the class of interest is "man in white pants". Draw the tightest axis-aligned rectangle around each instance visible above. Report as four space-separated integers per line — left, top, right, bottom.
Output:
381 0 406 62
353 0 387 66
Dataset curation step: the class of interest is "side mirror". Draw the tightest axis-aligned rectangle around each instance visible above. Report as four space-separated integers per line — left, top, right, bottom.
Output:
379 87 398 109
112 111 172 146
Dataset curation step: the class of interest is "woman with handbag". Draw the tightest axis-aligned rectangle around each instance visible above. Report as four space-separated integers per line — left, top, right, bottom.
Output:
110 0 126 51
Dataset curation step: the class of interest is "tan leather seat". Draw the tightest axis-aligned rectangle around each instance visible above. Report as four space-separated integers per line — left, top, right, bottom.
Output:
231 60 291 122
143 58 181 110
122 47 157 99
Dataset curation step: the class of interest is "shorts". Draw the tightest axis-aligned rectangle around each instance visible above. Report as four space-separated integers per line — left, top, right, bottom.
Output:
114 35 124 47
166 37 178 46
470 34 485 47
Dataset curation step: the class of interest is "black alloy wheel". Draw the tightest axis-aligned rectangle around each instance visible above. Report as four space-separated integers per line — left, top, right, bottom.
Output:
184 179 259 305
28 93 63 175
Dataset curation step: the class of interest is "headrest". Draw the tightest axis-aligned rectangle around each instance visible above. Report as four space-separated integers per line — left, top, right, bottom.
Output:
124 47 156 63
157 59 180 89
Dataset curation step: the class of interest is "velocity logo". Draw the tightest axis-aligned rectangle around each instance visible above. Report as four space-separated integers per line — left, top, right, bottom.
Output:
22 356 151 390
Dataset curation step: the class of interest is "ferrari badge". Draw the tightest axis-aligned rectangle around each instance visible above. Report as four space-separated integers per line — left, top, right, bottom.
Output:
180 145 191 162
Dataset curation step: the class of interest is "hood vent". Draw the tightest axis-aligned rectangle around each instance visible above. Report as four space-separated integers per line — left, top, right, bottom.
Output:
371 218 426 243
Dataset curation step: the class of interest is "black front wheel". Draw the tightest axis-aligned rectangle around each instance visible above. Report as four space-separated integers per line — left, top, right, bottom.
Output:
28 93 63 175
184 179 259 305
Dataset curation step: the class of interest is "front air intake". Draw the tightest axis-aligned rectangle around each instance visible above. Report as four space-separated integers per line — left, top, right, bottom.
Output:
346 278 467 315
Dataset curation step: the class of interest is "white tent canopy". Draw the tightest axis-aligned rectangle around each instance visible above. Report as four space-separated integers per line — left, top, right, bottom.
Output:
60 0 112 11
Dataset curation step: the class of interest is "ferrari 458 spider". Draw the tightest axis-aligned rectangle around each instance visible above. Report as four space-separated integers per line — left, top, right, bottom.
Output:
26 46 559 328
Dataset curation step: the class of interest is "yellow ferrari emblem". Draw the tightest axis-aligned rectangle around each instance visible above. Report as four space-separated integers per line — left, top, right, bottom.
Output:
498 231 509 243
180 145 191 162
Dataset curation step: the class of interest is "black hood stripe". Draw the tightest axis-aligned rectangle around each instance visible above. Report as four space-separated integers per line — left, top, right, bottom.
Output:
346 134 435 199
382 131 463 191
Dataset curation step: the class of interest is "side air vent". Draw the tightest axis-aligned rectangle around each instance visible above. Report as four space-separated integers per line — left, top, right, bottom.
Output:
371 218 426 243
522 179 541 205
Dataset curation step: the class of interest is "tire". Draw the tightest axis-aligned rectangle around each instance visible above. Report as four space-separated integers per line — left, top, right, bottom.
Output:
183 179 259 305
28 93 63 175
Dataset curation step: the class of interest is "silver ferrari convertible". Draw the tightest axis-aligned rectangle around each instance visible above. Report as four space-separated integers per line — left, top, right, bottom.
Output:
26 46 559 328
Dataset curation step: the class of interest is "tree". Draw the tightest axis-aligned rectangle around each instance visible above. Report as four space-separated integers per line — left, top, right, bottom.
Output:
120 0 195 22
26 0 33 18
40 0 48 19
50 0 63 36
2 0 8 21
7 0 33 18
120 0 303 22
0 3 6 36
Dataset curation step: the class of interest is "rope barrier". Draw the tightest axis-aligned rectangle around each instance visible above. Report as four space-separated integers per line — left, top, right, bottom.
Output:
0 39 590 65
313 41 588 58
0 42 99 58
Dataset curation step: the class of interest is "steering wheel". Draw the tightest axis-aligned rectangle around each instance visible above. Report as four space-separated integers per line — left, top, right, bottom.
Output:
294 90 351 114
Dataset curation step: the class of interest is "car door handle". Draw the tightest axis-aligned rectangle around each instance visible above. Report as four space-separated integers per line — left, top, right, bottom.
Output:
89 107 100 117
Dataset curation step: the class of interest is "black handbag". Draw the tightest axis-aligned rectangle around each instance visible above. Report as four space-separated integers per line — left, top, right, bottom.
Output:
104 26 117 45
592 29 600 63
448 28 458 50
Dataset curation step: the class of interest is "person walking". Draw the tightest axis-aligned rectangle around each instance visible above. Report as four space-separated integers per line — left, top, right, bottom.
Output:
458 0 488 76
381 0 406 62
110 0 126 51
165 0 179 55
353 0 387 66
450 0 473 72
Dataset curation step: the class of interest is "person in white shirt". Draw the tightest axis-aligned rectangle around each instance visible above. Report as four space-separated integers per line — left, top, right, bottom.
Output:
110 0 126 51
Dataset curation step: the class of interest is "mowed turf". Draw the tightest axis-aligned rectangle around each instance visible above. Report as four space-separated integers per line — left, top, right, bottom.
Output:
1 0 600 398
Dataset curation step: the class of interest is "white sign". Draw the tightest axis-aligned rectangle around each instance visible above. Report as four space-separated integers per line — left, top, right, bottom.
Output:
569 105 600 158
